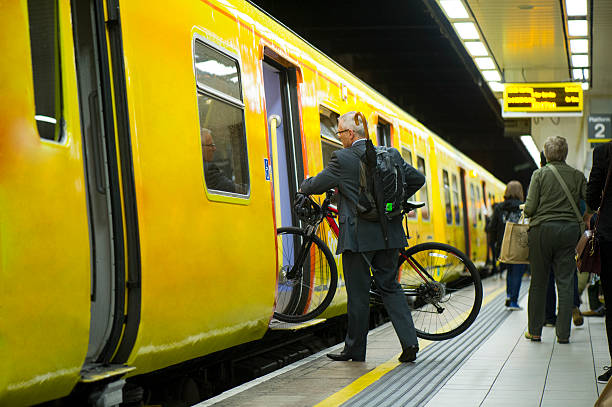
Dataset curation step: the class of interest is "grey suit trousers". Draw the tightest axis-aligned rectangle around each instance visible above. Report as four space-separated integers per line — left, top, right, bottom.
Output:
342 249 419 359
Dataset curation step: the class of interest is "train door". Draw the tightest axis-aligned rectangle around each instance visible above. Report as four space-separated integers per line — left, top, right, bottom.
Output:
71 0 138 367
262 58 304 228
459 168 471 255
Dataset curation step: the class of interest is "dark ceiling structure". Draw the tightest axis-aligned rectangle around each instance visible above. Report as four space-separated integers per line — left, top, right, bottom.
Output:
249 0 538 186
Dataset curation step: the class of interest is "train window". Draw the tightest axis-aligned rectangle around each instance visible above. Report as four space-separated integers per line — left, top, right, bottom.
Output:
401 148 416 218
27 0 63 142
194 42 242 102
194 41 249 196
451 174 461 225
442 170 452 225
476 187 483 222
376 120 391 147
320 106 341 167
416 156 430 220
469 184 477 227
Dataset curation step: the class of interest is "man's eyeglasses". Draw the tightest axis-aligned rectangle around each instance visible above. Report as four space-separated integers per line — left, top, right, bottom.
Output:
203 143 216 148
335 129 350 137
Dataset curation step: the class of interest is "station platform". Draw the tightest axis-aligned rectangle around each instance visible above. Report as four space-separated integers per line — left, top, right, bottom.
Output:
196 275 608 407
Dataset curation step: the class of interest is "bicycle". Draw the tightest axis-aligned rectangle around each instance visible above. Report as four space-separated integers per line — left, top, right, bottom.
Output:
274 190 483 341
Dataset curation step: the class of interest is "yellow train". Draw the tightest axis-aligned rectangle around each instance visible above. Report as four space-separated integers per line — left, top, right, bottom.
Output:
0 0 505 405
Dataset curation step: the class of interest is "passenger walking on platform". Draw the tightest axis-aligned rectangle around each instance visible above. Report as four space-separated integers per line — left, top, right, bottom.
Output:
489 181 526 310
586 141 612 382
300 111 426 362
524 136 586 344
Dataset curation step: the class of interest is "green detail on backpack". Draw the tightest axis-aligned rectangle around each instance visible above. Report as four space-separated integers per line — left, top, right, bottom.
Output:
386 202 393 212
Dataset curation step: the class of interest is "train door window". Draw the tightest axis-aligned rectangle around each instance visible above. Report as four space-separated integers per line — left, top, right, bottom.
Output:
27 0 63 142
401 147 416 218
442 170 452 224
469 183 477 227
476 186 483 222
194 40 249 196
320 106 341 167
376 119 391 147
451 174 461 225
416 156 430 220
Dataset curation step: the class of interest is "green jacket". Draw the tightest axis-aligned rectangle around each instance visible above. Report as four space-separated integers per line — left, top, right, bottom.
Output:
524 161 586 228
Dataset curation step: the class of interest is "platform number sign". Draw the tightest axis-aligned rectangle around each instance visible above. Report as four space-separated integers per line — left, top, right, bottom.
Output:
588 115 612 145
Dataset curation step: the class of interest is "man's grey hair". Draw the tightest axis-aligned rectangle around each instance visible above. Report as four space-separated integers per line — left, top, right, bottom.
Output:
201 128 212 137
543 135 568 162
338 111 366 139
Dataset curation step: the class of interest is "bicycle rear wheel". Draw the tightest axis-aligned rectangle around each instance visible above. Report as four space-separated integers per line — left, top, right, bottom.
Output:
274 227 338 323
398 242 482 341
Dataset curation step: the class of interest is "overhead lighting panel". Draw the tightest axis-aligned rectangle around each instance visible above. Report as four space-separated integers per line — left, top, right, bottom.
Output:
440 0 469 18
571 54 589 67
572 69 584 80
474 57 495 70
569 39 588 53
482 70 501 82
464 41 488 57
566 0 587 16
488 82 505 92
568 19 588 36
520 135 541 166
453 22 479 40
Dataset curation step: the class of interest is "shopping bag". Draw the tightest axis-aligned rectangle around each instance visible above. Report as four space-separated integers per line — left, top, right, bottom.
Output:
498 217 529 264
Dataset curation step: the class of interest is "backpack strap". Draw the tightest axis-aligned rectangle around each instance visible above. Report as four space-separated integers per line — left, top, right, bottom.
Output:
548 164 583 225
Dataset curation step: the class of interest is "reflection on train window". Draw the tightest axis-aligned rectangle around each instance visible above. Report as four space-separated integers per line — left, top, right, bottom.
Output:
451 174 461 225
442 170 452 224
194 41 249 196
417 156 430 220
27 0 63 142
401 148 416 218
476 187 483 222
469 184 477 227
320 106 341 204
377 120 391 147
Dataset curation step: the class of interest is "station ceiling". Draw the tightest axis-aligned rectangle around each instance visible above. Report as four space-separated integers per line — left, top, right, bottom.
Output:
249 0 612 187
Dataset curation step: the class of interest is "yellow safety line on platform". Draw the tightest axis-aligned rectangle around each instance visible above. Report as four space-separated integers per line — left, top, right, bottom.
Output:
314 284 507 407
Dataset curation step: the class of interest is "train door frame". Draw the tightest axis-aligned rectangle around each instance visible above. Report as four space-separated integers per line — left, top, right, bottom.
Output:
70 0 141 366
459 167 471 256
261 52 305 228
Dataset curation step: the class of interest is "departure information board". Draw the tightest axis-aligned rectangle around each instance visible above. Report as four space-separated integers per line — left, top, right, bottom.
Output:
503 83 583 115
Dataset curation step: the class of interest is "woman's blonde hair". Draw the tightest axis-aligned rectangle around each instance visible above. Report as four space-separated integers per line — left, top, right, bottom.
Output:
543 135 568 162
504 180 524 201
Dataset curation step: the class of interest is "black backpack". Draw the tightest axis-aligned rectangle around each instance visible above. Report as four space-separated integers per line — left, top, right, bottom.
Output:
356 139 407 226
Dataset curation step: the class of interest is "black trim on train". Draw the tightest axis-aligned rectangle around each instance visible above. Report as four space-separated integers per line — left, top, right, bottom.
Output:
102 0 143 364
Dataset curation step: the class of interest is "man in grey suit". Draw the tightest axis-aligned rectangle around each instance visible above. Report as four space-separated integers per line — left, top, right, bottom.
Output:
300 111 426 362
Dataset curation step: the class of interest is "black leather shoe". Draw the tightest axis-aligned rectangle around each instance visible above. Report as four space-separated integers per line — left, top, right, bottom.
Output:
398 346 419 363
327 351 364 362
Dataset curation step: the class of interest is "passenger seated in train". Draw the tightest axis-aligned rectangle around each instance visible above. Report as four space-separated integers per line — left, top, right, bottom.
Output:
201 128 244 194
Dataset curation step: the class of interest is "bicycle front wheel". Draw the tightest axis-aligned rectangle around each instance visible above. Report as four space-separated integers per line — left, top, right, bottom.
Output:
274 227 338 323
398 242 482 341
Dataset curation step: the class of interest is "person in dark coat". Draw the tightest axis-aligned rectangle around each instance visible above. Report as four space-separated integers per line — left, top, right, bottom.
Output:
201 128 240 193
587 141 612 383
300 111 425 362
489 181 526 310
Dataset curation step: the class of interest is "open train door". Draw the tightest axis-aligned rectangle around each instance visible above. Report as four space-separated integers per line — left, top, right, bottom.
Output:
262 52 305 228
459 168 471 255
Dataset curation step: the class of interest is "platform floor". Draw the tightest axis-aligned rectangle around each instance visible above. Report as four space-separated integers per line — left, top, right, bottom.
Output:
196 275 608 407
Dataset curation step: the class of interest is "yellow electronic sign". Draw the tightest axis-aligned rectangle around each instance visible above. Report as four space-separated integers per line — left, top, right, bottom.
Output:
503 83 583 113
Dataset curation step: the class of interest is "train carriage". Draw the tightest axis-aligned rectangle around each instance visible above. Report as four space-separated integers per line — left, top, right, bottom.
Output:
0 0 505 405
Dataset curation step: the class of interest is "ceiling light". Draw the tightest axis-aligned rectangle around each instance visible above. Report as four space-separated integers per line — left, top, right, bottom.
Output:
572 69 584 80
584 69 589 79
566 0 587 16
568 19 588 36
474 57 495 70
481 70 501 81
453 22 479 40
488 82 505 92
571 54 589 67
570 39 588 53
440 0 469 18
464 41 488 56
520 135 540 167
582 82 589 90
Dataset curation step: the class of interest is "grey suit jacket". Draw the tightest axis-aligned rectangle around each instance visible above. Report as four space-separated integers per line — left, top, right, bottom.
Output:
300 140 425 254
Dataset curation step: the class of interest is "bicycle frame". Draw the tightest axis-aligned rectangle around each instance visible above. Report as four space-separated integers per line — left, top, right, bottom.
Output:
318 194 434 298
